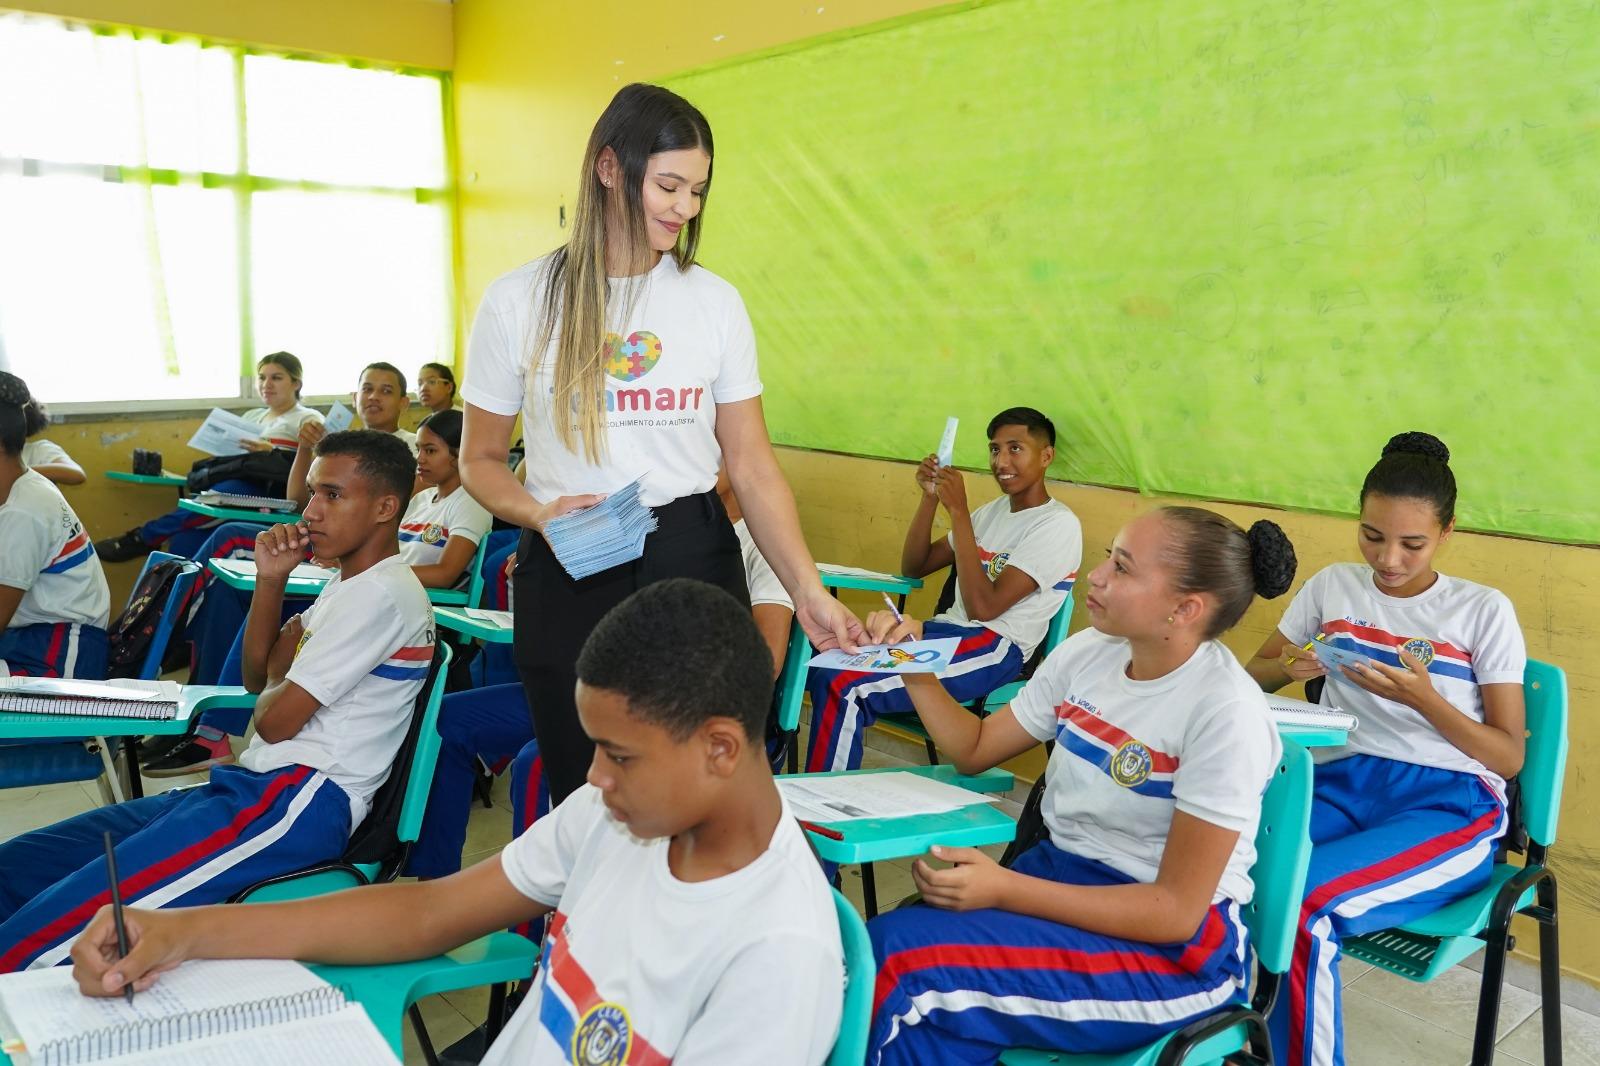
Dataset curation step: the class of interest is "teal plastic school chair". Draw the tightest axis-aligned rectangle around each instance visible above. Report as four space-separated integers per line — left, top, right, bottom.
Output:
997 739 1315 1066
830 885 875 1066
463 532 493 608
0 552 200 803
1339 659 1567 1066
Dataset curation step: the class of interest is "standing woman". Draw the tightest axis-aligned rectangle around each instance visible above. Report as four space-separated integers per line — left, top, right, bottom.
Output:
417 363 459 414
460 83 864 804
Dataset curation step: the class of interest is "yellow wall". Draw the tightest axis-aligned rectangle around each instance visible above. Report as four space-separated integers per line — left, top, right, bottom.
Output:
0 0 452 68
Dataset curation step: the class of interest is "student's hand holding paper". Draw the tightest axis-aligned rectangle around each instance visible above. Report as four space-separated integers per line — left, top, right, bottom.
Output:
913 845 1012 912
298 419 327 450
254 522 313 582
71 903 191 997
530 492 609 537
914 453 940 496
932 466 969 516
1279 641 1329 681
865 609 923 645
238 437 274 453
1343 649 1439 710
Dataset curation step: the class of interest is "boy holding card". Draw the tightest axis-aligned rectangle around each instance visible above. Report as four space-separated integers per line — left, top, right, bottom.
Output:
805 407 1082 772
95 353 323 562
287 363 419 509
69 580 844 1066
0 431 434 971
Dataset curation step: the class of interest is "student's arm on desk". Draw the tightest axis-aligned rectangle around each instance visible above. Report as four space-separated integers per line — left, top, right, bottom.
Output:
410 535 479 590
70 857 543 997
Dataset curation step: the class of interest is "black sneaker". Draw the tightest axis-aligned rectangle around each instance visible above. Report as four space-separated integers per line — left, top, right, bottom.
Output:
136 733 189 764
141 739 235 778
94 529 153 563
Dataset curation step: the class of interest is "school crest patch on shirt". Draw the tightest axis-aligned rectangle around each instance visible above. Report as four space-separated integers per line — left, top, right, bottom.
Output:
1400 637 1436 666
573 1001 633 1066
1110 739 1154 788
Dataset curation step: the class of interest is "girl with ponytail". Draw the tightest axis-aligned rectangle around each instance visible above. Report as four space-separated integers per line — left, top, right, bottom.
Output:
1248 432 1527 1066
863 507 1298 1064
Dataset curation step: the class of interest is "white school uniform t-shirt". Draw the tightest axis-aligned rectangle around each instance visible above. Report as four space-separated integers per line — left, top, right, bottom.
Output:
1278 562 1526 790
1010 630 1281 904
20 439 83 478
238 554 435 825
486 786 842 1066
936 496 1082 659
462 254 764 508
734 517 792 610
0 470 109 631
243 404 323 449
398 485 492 568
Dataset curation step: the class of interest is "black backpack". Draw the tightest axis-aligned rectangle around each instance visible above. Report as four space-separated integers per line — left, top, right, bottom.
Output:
106 559 189 678
185 449 295 496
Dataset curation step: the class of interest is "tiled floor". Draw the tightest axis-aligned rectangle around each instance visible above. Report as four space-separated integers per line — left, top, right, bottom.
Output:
1 734 1593 1065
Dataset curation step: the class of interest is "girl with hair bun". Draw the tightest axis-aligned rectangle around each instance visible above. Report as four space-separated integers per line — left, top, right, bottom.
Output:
0 372 111 677
1248 431 1526 1066
863 506 1297 1064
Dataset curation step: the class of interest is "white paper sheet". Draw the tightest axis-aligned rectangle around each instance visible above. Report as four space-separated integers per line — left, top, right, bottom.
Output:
186 408 267 457
779 771 993 823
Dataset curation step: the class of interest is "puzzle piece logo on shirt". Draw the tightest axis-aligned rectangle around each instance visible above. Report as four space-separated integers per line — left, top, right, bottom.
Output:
603 330 663 382
1401 637 1436 666
572 1001 633 1065
1110 739 1154 788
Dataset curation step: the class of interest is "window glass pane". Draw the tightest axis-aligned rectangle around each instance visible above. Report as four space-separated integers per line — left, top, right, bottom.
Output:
130 37 238 173
0 176 239 402
245 56 445 188
252 191 450 397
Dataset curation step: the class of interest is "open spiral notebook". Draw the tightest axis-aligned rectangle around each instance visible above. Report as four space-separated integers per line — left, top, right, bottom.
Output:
1266 694 1358 733
0 959 394 1065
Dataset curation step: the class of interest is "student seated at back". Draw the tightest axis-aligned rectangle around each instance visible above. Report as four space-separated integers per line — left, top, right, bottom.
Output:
18 396 84 487
70 579 844 1064
865 508 1297 1064
0 430 433 971
95 352 323 562
806 406 1081 772
1246 432 1527 1066
0 373 110 678
398 410 491 590
287 362 418 509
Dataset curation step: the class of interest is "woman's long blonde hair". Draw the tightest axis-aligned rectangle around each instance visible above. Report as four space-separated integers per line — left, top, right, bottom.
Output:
532 83 714 463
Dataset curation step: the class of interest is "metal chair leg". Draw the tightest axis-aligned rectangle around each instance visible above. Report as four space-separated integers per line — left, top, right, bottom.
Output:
861 862 879 919
409 1002 439 1066
1538 875 1563 1065
486 982 509 1044
923 737 939 765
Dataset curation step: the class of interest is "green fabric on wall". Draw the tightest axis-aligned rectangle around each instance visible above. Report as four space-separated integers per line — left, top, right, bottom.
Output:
667 0 1600 543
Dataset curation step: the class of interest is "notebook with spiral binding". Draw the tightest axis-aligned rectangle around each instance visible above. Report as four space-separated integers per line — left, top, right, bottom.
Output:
194 491 300 513
0 680 182 721
0 958 394 1065
1266 694 1359 733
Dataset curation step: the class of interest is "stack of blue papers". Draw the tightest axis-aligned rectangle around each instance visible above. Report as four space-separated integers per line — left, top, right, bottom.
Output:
542 477 658 580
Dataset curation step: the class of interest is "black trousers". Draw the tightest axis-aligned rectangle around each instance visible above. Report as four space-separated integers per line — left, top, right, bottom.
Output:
512 490 750 804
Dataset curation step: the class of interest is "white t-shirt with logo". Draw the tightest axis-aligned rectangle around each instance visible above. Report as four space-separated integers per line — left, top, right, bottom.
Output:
1277 562 1526 791
485 785 842 1066
463 253 764 508
399 486 493 572
936 496 1082 659
1010 629 1281 904
0 470 110 632
20 439 83 479
734 517 791 611
243 404 323 449
239 554 435 825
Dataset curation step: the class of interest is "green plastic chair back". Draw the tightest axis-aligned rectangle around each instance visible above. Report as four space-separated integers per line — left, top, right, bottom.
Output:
463 533 492 608
829 886 875 1066
1246 740 1315 975
1519 659 1567 848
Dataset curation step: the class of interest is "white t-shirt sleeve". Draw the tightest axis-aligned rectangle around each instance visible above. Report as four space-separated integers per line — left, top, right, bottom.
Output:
461 282 527 417
671 936 840 1066
1471 591 1527 686
0 509 50 592
24 439 83 475
1003 509 1083 590
1276 566 1329 646
499 784 608 906
710 291 762 405
450 489 493 547
1008 639 1077 742
1173 698 1277 833
285 581 406 709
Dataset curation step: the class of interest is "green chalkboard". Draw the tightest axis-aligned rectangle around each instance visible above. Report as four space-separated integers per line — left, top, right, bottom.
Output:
667 0 1600 543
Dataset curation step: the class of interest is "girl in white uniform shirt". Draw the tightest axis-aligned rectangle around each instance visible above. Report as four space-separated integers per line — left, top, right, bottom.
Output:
399 410 491 589
96 351 323 561
460 82 863 804
864 507 1298 1064
0 373 110 678
1248 433 1527 1066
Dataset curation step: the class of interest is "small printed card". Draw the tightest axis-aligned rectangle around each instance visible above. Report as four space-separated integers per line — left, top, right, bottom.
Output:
1308 638 1380 673
807 637 960 675
323 402 355 434
936 416 958 467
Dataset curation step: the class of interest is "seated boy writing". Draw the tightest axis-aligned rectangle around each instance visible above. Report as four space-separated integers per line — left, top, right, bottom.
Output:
69 579 844 1064
0 430 433 971
806 406 1083 772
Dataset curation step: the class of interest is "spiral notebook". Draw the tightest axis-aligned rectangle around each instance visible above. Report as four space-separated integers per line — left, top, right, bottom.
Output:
1266 694 1358 734
0 679 182 722
0 959 394 1065
194 491 300 514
